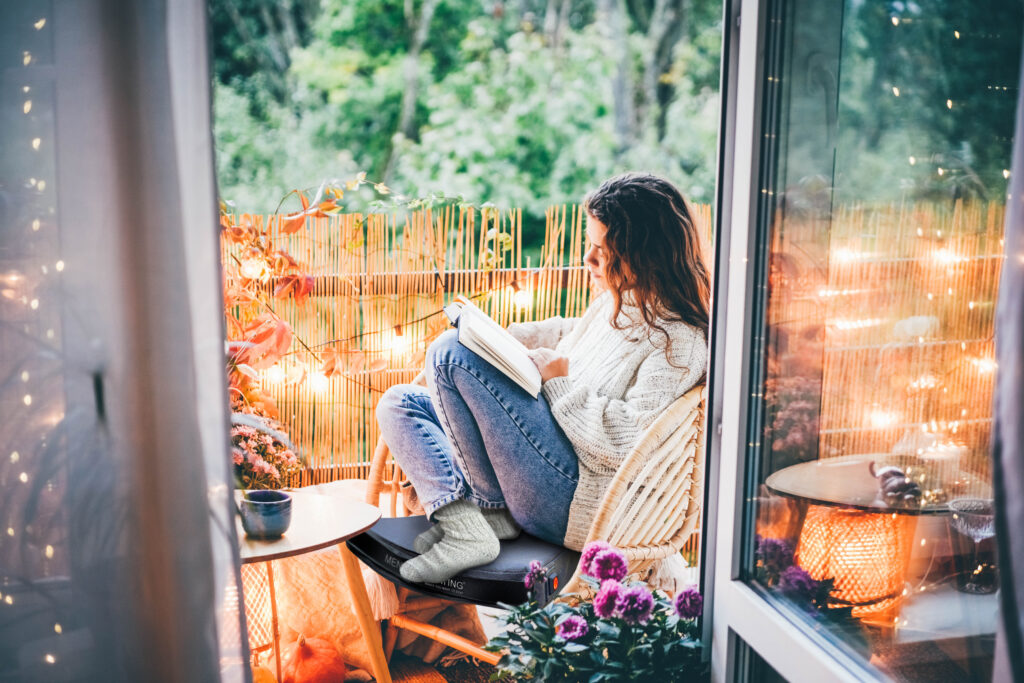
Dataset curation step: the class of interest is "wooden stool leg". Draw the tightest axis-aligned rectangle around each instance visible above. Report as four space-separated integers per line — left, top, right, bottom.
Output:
338 543 392 683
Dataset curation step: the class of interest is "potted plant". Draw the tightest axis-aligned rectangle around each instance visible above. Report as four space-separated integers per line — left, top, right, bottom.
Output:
486 542 708 682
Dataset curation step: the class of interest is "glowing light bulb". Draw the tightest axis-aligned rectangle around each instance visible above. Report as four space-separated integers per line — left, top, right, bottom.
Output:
54 623 62 634
23 394 31 406
29 299 38 310
968 301 975 310
513 287 533 310
44 545 53 559
892 86 901 97
44 654 55 664
891 16 899 25
19 472 28 483
973 358 997 374
5 528 12 536
34 18 46 30
37 180 45 191
946 99 953 109
20 371 28 382
937 167 945 176
262 365 286 385
31 138 40 150
954 30 960 39
381 328 411 356
31 219 40 231
23 100 31 114
1004 169 1011 179
869 409 899 428
909 156 916 165
55 260 64 272
10 451 18 463
308 371 330 393
22 51 32 66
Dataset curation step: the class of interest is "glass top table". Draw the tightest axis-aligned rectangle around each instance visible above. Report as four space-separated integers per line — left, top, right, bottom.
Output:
764 454 991 515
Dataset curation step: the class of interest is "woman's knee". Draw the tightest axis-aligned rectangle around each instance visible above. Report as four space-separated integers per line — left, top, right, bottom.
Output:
376 384 418 432
426 329 461 369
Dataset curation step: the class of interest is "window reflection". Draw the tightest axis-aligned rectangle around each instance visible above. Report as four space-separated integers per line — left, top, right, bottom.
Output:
749 0 1021 679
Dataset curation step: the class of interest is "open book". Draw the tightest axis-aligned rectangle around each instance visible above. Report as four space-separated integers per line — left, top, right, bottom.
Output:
444 295 543 398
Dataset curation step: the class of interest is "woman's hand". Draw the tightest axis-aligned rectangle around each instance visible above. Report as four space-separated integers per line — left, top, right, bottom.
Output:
528 348 569 382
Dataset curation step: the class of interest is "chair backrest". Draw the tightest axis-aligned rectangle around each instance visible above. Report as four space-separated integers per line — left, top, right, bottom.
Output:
564 383 707 594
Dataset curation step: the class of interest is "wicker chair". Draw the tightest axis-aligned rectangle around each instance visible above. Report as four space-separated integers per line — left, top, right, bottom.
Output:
361 377 707 664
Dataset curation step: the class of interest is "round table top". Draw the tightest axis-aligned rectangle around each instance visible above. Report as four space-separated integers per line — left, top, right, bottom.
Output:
764 454 990 516
237 488 381 564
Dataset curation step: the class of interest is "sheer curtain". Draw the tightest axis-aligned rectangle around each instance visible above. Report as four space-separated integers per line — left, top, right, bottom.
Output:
0 1 246 681
994 23 1024 683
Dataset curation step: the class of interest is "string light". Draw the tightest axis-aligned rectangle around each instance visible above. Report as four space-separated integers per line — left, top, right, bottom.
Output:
869 409 899 428
513 287 533 310
937 167 945 176
946 99 953 109
54 623 62 634
31 138 40 150
954 30 960 39
892 86 901 97
19 472 28 483
44 545 54 559
20 371 28 382
262 364 286 384
31 219 40 231
22 51 32 66
23 100 31 114
308 371 330 393
23 394 31 406
891 16 899 26
1004 169 1011 179
44 654 55 664
909 156 916 165
10 451 18 463
55 260 64 272
34 18 46 29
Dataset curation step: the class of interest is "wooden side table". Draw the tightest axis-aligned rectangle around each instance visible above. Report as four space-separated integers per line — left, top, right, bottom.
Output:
238 489 390 683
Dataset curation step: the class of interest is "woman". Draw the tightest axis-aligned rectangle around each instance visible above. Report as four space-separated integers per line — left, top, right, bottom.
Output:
376 173 710 584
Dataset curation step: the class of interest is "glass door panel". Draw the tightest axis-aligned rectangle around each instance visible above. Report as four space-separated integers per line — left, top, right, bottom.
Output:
744 0 1022 679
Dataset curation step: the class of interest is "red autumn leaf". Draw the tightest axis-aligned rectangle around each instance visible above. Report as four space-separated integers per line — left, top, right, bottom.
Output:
281 212 306 234
298 190 310 211
321 345 345 377
270 250 301 274
294 274 315 303
240 314 293 369
273 274 299 299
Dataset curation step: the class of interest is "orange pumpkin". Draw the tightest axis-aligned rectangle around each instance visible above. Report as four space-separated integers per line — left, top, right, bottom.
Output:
281 634 348 683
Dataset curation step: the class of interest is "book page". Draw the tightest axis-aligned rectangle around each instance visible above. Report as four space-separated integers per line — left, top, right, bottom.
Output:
457 299 542 397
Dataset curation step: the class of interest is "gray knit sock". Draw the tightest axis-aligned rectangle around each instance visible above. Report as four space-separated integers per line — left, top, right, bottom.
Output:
400 500 500 584
413 507 520 554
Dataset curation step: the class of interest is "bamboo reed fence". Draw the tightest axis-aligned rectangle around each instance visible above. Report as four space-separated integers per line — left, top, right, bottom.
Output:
224 202 712 564
766 200 1005 493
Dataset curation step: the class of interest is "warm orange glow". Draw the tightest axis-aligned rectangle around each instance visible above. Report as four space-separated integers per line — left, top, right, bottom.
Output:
795 506 916 618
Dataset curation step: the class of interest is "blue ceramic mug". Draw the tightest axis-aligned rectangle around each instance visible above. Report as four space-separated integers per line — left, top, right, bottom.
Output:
239 490 293 539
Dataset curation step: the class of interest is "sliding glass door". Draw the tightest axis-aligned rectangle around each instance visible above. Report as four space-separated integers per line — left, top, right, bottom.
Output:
710 0 1022 679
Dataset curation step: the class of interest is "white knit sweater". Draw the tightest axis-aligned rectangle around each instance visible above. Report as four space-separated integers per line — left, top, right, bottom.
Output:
508 292 707 550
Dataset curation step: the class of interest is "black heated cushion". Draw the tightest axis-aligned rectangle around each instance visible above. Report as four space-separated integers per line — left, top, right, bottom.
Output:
346 515 581 608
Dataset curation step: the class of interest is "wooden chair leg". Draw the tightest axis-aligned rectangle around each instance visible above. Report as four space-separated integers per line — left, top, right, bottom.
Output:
338 543 392 683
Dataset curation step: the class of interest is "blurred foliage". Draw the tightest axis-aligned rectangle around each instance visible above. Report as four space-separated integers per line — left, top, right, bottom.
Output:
210 0 723 244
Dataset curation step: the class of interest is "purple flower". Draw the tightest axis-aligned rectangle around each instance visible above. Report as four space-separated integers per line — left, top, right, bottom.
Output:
579 541 613 577
591 548 629 582
673 586 703 620
593 580 623 618
779 565 818 598
523 560 546 592
755 536 794 577
615 585 654 625
555 615 589 641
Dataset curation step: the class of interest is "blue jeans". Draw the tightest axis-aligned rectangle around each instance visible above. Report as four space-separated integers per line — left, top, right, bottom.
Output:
376 329 579 545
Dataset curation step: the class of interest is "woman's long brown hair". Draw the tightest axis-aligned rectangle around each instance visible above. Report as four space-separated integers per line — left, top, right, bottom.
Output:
585 173 711 356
